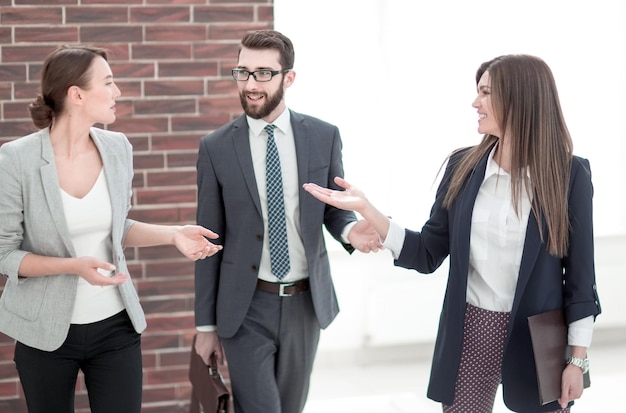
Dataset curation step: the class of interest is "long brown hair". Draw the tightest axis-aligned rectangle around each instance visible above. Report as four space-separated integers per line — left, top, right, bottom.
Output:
443 55 573 257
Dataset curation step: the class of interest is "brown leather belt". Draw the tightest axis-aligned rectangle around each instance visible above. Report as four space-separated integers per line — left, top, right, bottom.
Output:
256 279 310 297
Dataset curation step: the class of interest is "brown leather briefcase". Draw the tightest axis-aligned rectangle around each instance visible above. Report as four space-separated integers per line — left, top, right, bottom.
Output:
189 334 230 413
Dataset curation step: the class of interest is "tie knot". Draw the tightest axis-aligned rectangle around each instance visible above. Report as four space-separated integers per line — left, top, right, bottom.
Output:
264 124 276 138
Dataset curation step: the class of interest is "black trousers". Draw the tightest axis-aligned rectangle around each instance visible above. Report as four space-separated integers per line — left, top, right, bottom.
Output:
14 310 142 413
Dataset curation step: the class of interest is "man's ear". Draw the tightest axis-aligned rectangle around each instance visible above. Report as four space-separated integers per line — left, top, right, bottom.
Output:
283 70 296 89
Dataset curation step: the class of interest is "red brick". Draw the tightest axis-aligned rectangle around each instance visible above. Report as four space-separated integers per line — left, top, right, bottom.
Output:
130 6 190 23
198 96 241 115
0 119 36 139
132 153 166 169
158 61 217 78
1 7 63 25
82 0 141 4
136 277 195 296
0 380 19 398
2 45 57 63
15 0 76 3
141 296 193 314
145 260 195 279
113 117 169 134
171 114 231 132
193 42 239 60
205 79 238 96
134 99 196 115
208 23 270 41
128 207 179 223
115 80 142 97
128 135 150 151
13 82 38 99
80 26 143 43
167 151 199 168
109 62 155 78
66 6 128 23
0 27 12 42
146 170 196 187
145 25 207 42
3 101 30 119
151 133 200 151
194 5 254 23
146 0 203 4
145 80 204 97
0 64 26 82
0 83 12 100
132 44 192 60
135 188 196 205
14 26 78 43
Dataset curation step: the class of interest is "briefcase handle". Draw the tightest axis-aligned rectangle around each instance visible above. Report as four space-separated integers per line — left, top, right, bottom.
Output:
208 353 221 378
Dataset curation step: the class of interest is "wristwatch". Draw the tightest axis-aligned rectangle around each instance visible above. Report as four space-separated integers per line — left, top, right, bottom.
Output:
566 356 589 374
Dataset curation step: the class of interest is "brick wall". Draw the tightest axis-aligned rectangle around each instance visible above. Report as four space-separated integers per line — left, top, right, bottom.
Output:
0 1 273 411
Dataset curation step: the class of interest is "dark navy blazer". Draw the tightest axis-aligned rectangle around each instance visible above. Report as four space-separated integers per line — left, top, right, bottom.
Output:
395 147 601 412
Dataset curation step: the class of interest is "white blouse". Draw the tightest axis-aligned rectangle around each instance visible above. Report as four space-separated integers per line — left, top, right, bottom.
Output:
383 148 593 347
61 169 125 324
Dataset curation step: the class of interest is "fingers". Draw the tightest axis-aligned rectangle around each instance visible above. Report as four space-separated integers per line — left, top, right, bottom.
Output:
333 176 350 189
198 226 220 239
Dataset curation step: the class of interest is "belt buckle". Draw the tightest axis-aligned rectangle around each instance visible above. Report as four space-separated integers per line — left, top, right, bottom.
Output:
278 283 295 297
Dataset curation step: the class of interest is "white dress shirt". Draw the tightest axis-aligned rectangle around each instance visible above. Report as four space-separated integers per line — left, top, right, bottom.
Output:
247 108 309 283
383 146 593 347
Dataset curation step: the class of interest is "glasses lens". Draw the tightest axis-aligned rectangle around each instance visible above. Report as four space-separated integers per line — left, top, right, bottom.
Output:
254 71 273 82
232 70 249 81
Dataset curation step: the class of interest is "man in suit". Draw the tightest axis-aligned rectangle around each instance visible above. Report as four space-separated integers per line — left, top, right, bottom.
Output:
194 30 380 413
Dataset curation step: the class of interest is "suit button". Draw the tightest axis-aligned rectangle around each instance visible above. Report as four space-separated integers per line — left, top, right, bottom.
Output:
256 234 263 241
252 265 258 271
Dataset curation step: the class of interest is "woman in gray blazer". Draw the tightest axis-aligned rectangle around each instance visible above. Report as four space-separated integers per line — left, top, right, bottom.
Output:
0 45 221 413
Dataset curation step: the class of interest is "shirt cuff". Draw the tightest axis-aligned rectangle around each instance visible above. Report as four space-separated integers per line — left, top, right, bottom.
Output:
382 220 406 259
568 315 594 347
341 221 358 244
196 325 217 332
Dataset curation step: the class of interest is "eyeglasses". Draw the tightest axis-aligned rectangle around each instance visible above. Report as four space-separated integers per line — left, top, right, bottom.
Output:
231 69 290 82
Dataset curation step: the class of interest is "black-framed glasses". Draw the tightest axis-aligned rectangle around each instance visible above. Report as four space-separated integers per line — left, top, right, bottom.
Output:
231 69 290 82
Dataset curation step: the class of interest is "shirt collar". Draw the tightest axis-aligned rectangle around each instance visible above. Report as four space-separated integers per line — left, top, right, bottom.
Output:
247 107 291 137
482 143 531 183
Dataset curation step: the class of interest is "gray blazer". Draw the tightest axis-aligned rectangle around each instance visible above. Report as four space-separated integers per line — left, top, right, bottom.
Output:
195 111 357 338
0 127 146 351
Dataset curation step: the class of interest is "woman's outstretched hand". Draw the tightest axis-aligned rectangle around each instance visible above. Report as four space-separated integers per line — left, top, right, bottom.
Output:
303 177 368 213
304 177 392 242
174 225 223 261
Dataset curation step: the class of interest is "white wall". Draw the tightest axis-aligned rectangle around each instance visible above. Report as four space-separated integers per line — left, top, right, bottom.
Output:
275 0 626 352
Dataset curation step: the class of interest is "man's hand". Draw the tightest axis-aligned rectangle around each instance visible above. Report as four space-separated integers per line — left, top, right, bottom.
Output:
194 331 225 366
348 220 383 253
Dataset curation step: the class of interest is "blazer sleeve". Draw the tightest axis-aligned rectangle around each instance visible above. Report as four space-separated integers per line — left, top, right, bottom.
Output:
562 157 601 323
194 135 224 327
321 125 357 252
0 142 30 283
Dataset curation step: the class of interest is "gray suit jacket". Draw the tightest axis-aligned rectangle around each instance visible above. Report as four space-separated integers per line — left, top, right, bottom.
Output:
0 127 146 351
195 111 357 338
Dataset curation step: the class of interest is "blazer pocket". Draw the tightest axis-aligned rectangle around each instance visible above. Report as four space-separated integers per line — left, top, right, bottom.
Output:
1 277 47 321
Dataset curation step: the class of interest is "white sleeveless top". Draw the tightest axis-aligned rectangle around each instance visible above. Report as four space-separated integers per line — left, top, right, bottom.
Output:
61 169 125 324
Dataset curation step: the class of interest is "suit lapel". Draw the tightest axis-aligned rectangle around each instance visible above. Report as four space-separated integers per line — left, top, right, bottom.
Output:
90 128 126 244
450 153 488 296
290 110 309 188
232 116 263 216
39 129 76 256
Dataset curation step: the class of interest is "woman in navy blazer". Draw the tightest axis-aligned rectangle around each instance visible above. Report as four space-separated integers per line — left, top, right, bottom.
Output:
304 54 601 413
0 46 221 413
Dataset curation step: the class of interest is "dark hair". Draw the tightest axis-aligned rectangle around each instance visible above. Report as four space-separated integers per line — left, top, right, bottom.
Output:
239 30 295 70
28 45 109 129
444 54 573 257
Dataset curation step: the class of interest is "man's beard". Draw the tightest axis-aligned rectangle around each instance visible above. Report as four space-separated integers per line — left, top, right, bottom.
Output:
239 85 284 119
